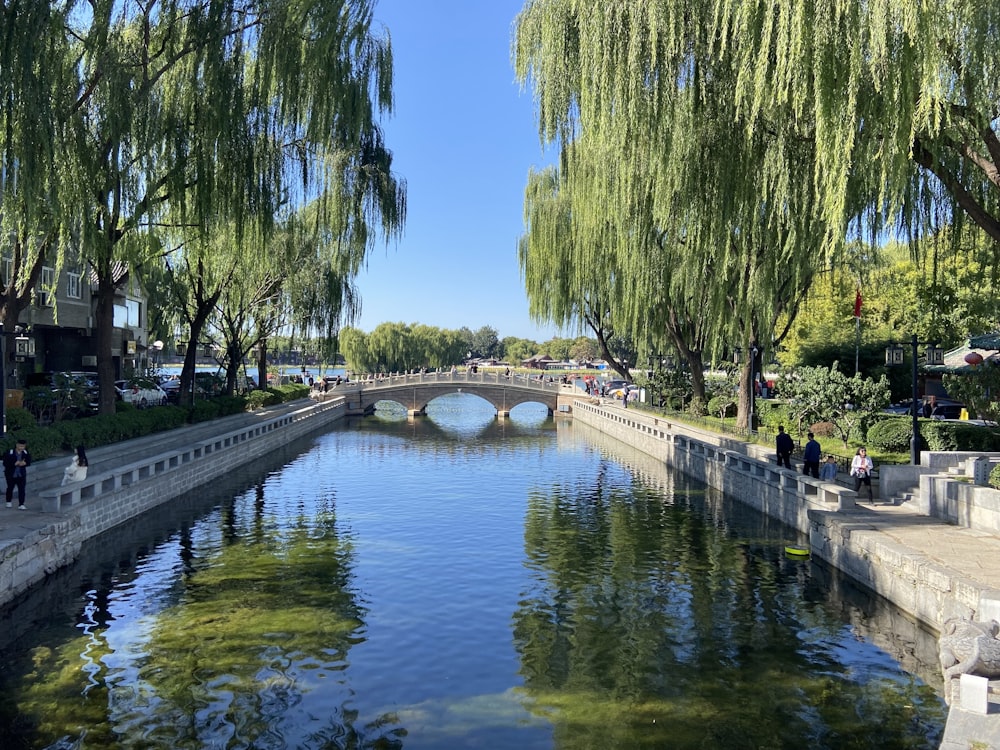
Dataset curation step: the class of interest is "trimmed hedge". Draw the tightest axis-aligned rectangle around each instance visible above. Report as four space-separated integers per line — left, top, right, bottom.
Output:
865 415 1000 453
865 418 914 452
0 392 279 460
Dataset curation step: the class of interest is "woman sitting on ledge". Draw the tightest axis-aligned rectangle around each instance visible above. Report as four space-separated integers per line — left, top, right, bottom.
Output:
61 445 89 486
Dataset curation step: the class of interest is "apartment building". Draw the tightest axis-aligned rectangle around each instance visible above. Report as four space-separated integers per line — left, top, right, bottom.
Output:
4 257 149 389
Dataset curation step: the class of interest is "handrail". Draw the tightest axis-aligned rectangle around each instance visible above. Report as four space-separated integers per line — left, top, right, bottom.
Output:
38 397 345 513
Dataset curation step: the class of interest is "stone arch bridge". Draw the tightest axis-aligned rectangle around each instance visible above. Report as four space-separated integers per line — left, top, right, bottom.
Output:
313 371 580 417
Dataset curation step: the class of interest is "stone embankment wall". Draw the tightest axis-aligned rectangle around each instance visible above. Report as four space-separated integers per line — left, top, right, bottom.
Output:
0 398 346 607
571 399 987 633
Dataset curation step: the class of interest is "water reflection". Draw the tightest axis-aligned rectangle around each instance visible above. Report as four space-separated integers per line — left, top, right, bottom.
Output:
0 394 945 749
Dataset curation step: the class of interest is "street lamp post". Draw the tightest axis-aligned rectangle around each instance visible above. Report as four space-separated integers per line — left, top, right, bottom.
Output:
886 335 944 465
0 325 34 437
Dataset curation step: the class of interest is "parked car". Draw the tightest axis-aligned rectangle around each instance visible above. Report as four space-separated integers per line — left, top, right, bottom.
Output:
930 402 966 420
114 378 167 408
24 371 99 416
607 383 639 400
157 372 225 403
883 397 963 416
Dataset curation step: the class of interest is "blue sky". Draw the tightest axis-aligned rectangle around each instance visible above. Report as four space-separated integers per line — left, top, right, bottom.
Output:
353 0 561 342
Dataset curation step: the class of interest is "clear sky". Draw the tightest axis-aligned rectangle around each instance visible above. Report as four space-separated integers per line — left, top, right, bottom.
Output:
353 0 561 343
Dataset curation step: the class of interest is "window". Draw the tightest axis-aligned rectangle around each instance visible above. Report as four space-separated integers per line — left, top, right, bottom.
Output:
114 300 140 327
36 266 55 307
1 257 11 288
67 271 82 299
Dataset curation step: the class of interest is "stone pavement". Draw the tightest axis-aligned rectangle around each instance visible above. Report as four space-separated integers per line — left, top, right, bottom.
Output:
855 499 1000 598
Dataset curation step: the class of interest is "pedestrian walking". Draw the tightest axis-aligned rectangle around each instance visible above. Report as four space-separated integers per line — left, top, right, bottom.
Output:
3 439 31 509
775 425 793 469
802 432 821 478
850 447 875 502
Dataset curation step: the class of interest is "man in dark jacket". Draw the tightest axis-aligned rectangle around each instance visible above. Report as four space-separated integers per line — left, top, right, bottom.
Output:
802 432 821 478
775 425 794 469
3 438 31 509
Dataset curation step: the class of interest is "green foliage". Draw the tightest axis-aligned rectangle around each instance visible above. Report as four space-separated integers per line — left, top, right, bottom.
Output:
707 394 736 419
247 390 281 409
866 418 914 453
754 400 788 429
989 463 1000 490
780 364 891 446
187 400 221 423
686 397 706 417
4 407 36 432
0 427 62 459
944 366 1000 422
921 422 1000 452
268 384 310 402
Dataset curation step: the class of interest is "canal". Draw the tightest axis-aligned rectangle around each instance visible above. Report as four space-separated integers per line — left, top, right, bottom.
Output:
0 394 947 748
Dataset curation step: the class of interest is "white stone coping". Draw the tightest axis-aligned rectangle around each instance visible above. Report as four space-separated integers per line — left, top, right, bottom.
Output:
38 398 344 513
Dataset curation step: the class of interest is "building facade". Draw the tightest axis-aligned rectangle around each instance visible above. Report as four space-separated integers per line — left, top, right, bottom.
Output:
5 258 148 389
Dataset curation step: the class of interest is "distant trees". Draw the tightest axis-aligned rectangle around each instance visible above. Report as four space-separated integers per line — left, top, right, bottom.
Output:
336 325 605 373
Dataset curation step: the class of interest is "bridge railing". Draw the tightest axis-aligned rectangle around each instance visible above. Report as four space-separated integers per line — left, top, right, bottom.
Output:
347 370 573 392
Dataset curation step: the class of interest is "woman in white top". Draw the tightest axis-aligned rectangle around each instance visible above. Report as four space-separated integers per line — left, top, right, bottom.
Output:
850 447 874 501
62 445 89 486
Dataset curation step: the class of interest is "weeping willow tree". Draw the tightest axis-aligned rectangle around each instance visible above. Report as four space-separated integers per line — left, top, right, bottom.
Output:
513 1 1000 427
3 0 404 414
0 2 74 339
514 3 835 426
519 159 635 382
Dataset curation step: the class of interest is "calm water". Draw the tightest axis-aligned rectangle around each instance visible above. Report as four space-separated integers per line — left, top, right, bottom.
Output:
0 394 946 749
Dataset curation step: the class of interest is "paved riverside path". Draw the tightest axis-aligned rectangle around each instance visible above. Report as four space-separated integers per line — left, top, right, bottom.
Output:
0 399 312 546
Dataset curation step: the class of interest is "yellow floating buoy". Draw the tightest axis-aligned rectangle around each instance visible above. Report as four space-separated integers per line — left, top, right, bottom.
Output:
784 545 810 557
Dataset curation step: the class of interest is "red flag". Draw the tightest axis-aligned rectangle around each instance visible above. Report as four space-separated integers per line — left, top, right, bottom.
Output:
853 290 862 318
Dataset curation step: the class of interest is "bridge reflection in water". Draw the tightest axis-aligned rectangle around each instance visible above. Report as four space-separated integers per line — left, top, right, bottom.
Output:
314 370 581 417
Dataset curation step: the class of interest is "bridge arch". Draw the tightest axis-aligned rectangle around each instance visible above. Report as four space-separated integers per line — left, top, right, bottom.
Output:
327 371 575 418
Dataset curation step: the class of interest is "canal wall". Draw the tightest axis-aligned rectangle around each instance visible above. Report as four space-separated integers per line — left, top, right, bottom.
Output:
0 397 347 607
571 399 987 634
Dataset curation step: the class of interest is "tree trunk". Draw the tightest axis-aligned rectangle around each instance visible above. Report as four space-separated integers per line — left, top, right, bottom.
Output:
735 345 763 432
257 341 268 390
95 276 118 415
178 297 219 406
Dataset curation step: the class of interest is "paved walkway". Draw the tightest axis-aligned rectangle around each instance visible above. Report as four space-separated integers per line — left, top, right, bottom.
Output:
0 400 309 548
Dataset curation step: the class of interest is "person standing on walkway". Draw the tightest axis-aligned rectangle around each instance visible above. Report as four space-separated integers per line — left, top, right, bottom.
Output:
775 425 794 469
802 432 821 478
622 388 628 409
3 439 31 509
850 447 875 502
62 445 89 486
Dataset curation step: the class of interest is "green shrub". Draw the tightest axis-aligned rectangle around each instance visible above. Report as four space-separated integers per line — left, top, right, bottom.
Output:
213 395 248 416
990 463 1000 490
707 395 736 419
0 426 63 460
4 407 36 432
686 397 706 417
758 401 791 427
865 417 913 452
922 421 1000 451
247 390 281 409
189 400 222 423
267 384 309 403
